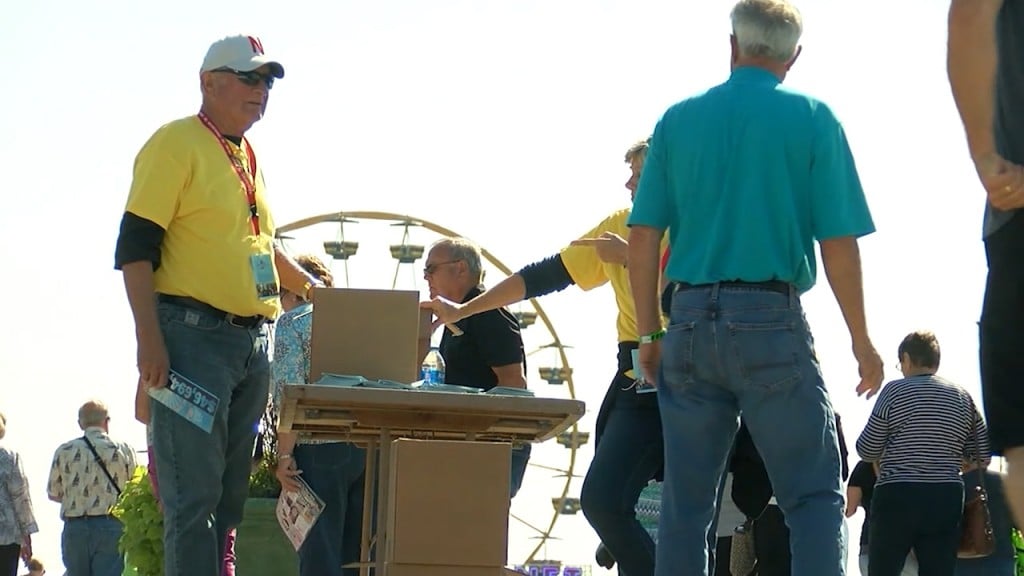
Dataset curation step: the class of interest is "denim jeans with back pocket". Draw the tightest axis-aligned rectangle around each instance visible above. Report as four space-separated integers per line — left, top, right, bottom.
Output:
655 284 846 576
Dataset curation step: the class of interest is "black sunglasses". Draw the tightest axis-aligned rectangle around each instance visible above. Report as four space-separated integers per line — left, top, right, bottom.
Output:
214 68 274 90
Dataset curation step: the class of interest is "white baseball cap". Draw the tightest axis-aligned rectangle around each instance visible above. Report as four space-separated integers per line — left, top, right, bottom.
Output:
201 35 285 79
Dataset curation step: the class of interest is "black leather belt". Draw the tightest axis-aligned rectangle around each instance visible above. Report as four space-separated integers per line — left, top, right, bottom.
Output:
672 280 792 295
157 294 268 328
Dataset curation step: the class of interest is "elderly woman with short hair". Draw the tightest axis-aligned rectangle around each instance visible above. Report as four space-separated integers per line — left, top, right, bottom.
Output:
857 332 990 576
0 411 39 576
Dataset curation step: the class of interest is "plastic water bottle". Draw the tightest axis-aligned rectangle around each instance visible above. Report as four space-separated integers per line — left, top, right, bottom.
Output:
420 347 446 387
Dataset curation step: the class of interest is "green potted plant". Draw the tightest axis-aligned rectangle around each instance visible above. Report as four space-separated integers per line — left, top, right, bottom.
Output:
235 407 298 576
116 407 297 575
112 466 162 576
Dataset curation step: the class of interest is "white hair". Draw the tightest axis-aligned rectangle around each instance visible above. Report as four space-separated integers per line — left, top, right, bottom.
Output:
431 237 484 283
730 0 803 62
78 400 109 429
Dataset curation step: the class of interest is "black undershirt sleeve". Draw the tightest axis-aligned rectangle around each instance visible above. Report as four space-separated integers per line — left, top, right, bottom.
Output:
518 254 575 300
114 212 165 270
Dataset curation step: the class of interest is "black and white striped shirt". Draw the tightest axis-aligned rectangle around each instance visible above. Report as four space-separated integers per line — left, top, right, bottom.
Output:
855 374 990 487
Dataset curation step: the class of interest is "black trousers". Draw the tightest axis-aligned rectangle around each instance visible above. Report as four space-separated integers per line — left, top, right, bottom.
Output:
981 211 1024 453
869 482 963 576
0 543 20 576
753 505 791 576
715 536 733 576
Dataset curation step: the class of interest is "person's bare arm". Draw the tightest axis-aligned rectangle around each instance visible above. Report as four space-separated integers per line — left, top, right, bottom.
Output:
819 238 868 345
462 275 528 318
274 431 303 492
819 237 883 398
948 0 1004 158
491 364 528 389
629 226 664 341
274 246 322 299
122 261 169 389
135 379 150 425
628 225 665 384
845 485 862 518
277 431 298 459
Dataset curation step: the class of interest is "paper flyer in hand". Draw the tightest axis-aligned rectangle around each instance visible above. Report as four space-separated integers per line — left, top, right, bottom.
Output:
276 475 326 551
148 370 220 433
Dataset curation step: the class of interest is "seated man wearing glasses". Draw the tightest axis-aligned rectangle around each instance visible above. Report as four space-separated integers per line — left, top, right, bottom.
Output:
422 237 531 498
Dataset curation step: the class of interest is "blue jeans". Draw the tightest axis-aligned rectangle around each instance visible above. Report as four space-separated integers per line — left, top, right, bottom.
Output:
510 444 531 499
62 516 124 576
295 442 366 576
656 283 845 576
580 382 663 576
150 301 270 576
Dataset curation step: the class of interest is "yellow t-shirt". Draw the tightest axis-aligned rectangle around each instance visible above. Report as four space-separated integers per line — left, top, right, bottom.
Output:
559 208 666 344
125 116 281 318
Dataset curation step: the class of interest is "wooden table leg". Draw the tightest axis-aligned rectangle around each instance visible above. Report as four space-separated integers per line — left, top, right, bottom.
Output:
375 428 392 576
359 437 377 576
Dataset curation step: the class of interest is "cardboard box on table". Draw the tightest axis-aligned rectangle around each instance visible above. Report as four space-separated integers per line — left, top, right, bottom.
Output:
308 288 514 573
309 287 433 384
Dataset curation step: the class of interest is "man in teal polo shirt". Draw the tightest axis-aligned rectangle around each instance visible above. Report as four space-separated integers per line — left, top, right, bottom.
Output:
626 1 884 575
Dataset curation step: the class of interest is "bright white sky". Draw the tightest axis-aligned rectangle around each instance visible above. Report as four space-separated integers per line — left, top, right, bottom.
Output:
0 0 989 573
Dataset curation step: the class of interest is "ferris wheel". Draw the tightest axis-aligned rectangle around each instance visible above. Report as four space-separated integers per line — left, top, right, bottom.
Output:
276 210 590 566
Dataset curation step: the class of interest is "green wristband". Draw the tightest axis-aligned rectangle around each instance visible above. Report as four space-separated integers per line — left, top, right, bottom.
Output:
639 329 666 344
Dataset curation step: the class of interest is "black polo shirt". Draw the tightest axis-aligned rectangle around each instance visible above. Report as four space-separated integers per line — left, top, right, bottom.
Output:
439 286 526 391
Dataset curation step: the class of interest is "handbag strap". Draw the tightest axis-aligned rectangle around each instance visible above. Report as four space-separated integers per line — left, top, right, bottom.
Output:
970 418 988 495
82 435 122 496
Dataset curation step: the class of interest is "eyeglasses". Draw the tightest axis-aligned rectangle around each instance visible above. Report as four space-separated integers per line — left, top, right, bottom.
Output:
423 259 462 276
214 68 274 90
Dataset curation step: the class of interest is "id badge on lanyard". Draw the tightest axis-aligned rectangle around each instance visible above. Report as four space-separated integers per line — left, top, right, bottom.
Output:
198 112 278 300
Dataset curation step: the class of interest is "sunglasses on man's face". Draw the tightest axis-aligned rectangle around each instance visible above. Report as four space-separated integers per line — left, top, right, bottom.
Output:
215 68 274 90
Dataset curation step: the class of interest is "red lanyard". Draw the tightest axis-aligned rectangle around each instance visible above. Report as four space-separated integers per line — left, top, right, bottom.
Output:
197 112 261 236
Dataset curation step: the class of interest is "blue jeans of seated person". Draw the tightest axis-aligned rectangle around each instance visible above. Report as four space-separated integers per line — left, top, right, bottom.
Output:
511 444 531 499
62 515 124 576
656 284 846 576
150 302 270 576
295 442 367 576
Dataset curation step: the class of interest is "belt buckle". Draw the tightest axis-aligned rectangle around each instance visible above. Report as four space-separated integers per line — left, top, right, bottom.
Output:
226 314 253 328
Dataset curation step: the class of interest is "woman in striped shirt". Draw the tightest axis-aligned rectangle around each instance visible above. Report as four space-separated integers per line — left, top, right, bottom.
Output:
855 331 990 576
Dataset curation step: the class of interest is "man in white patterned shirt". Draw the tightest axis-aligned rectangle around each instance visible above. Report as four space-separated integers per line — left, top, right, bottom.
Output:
47 401 137 576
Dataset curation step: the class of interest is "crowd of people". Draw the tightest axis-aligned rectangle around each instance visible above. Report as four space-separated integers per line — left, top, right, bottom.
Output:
2 0 1024 575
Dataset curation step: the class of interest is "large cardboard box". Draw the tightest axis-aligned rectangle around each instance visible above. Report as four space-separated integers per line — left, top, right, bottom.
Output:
386 439 511 567
310 287 432 383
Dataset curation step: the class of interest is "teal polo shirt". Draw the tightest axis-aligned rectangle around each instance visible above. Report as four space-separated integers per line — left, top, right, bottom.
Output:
628 66 875 293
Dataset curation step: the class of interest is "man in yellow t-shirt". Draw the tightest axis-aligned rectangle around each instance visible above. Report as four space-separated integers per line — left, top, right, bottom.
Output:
421 138 665 576
113 35 322 576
